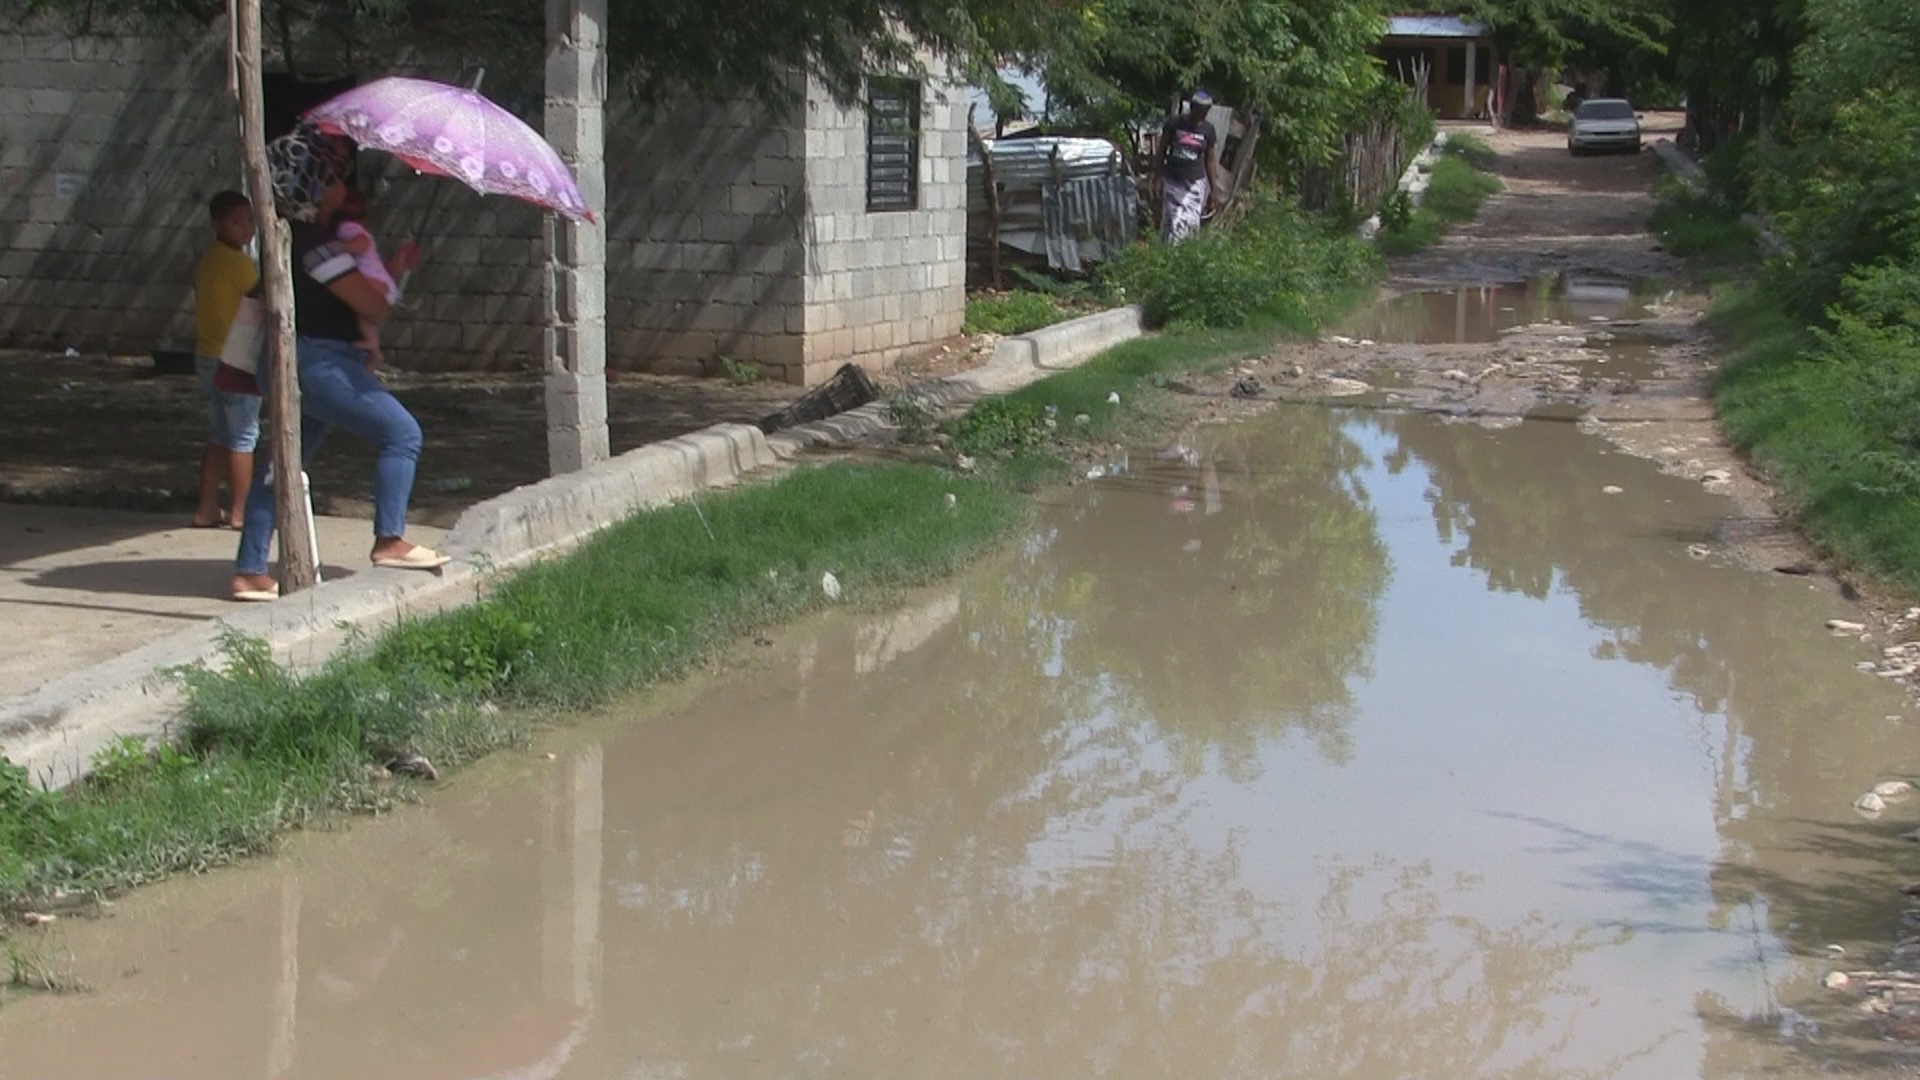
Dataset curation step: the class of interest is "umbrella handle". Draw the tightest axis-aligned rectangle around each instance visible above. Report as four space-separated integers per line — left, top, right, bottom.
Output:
393 67 484 306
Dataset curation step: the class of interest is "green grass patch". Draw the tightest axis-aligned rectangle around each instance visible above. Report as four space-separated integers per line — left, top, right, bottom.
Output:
1099 191 1380 330
1650 185 1758 262
0 464 1028 914
1377 140 1504 256
963 289 1094 335
1713 281 1920 592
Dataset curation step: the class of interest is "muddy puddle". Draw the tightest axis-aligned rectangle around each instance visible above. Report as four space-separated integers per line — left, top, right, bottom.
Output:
1340 274 1662 344
7 411 1920 1079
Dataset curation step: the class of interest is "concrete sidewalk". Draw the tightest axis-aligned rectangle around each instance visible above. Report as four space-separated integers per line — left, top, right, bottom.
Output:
0 505 444 701
0 306 1144 787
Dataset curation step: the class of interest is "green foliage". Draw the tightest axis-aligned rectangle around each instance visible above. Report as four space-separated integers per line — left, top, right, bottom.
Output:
963 290 1078 335
0 464 1029 913
1099 192 1379 330
717 356 762 386
1376 148 1503 256
1041 0 1394 168
16 0 1077 111
1714 276 1920 592
946 396 1050 457
1648 187 1756 260
886 393 937 444
1380 190 1415 233
1444 133 1498 172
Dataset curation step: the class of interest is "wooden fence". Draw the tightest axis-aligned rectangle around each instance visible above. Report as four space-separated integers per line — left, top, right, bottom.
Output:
1296 66 1431 215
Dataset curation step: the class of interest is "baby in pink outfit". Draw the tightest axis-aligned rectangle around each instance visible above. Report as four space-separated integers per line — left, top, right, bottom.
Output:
332 189 401 367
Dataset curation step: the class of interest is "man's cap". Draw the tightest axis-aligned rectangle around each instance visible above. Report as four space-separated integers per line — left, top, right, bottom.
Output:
1190 88 1214 106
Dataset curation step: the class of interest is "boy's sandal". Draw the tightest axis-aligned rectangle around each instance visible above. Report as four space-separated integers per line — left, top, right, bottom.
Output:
232 585 280 603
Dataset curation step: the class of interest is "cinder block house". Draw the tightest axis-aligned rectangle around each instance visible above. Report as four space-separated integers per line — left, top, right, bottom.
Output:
0 25 968 385
1375 13 1496 120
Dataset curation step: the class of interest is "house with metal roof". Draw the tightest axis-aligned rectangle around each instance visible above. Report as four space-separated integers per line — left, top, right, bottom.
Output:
1377 13 1497 120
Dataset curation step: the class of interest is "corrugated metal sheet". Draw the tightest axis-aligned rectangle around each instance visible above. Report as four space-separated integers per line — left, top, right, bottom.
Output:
1384 14 1488 37
968 136 1140 271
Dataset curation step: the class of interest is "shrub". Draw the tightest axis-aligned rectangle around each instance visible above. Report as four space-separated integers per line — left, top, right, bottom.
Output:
1649 189 1757 260
963 291 1072 335
1098 191 1379 330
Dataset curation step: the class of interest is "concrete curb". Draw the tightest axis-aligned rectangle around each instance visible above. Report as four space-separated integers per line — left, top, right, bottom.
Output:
767 306 1145 456
1 308 1143 789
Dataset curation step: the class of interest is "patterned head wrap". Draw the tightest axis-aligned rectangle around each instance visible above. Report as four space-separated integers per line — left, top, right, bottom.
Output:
266 123 354 222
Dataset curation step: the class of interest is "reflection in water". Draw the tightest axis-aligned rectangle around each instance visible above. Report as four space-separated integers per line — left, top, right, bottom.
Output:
1344 273 1655 344
3 413 1914 1079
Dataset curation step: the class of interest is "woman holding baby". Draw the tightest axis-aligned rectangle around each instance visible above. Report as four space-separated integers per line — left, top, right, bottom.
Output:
230 126 447 603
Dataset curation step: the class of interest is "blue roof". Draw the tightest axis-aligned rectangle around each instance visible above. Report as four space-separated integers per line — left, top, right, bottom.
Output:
1385 14 1489 38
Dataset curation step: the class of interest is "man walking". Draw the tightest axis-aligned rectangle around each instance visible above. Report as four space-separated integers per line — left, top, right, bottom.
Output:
1152 89 1221 242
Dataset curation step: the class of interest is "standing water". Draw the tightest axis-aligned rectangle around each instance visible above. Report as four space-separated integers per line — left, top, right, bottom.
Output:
4 410 1915 1079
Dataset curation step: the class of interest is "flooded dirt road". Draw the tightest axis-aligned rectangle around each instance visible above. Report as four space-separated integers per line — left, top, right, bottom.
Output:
6 405 1920 1078
10 120 1920 1078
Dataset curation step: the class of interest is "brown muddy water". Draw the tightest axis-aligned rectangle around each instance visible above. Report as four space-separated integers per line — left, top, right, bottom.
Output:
6 410 1920 1079
1340 274 1661 345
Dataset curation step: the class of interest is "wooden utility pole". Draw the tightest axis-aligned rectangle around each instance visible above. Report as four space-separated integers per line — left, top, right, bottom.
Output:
230 0 318 591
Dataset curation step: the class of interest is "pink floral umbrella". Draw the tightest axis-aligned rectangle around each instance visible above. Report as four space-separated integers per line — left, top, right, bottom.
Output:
303 76 592 222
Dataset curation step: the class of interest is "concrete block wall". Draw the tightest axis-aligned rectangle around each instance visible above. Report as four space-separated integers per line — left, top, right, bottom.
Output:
0 29 965 388
0 30 245 354
795 71 967 386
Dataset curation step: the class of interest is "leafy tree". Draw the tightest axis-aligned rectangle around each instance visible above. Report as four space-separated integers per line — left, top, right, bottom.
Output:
1458 0 1669 123
9 0 1085 108
1038 0 1392 167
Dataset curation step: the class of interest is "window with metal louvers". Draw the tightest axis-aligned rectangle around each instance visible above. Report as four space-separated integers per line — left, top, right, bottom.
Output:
867 77 921 212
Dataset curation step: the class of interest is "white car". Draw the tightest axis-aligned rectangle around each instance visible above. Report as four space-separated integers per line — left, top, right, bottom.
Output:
1567 98 1642 156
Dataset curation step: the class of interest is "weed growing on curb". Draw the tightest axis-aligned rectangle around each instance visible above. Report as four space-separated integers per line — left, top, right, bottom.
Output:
1377 140 1503 256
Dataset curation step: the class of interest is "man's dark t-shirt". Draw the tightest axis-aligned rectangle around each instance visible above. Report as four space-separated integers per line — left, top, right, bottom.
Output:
1161 115 1217 183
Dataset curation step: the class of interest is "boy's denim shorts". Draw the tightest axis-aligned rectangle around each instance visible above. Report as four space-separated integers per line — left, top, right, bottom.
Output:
195 355 263 453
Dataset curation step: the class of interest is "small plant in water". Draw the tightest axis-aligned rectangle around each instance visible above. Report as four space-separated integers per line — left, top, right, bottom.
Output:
945 397 1048 457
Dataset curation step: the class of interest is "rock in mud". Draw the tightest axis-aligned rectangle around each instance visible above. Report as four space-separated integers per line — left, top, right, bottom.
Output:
1320 377 1372 397
21 911 56 927
1230 377 1264 399
1442 369 1471 382
1828 619 1868 634
1857 792 1889 817
821 572 843 601
1879 781 1916 800
1701 469 1732 484
1602 485 1624 495
1827 971 1853 990
387 754 438 781
1775 562 1817 576
955 454 977 474
1687 544 1712 559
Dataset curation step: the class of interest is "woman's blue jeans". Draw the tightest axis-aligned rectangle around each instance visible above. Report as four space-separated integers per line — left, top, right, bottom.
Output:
235 336 423 576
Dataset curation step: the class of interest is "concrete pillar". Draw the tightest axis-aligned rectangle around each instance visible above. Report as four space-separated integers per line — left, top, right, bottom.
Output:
543 0 610 475
1464 40 1479 120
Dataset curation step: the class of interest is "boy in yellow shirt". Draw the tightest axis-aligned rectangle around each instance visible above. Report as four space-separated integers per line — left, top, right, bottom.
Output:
192 190 261 529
